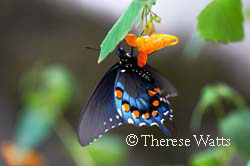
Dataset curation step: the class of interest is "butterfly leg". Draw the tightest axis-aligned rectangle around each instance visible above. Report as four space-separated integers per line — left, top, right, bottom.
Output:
130 47 134 55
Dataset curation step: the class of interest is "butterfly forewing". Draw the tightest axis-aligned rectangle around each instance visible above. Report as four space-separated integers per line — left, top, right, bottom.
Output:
78 64 124 146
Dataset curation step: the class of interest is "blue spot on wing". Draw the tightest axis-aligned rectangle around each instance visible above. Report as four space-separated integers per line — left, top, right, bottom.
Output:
130 97 143 127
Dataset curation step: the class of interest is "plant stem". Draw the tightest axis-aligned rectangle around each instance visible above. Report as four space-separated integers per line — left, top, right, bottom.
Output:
54 117 94 166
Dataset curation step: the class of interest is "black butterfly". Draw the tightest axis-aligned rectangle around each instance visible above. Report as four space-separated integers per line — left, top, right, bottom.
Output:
78 47 177 146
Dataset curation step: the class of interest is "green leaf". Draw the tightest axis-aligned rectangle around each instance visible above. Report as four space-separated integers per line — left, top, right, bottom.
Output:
55 118 128 166
245 6 250 21
190 146 233 166
219 110 250 158
216 83 246 109
99 0 156 63
15 64 75 151
190 85 219 131
20 64 75 114
190 83 247 131
198 0 244 43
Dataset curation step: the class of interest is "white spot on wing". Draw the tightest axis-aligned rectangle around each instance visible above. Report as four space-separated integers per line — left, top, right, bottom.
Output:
118 123 123 126
128 118 134 124
99 135 102 138
104 122 106 125
139 122 146 126
150 122 159 127
109 118 112 122
163 111 169 116
116 115 120 119
117 108 122 117
162 98 167 103
161 119 165 124
105 129 108 133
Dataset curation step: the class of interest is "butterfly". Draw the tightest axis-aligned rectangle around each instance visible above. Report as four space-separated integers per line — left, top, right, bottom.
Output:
78 46 177 146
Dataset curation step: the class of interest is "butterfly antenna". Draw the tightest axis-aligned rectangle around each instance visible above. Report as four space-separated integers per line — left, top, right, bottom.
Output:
85 46 100 51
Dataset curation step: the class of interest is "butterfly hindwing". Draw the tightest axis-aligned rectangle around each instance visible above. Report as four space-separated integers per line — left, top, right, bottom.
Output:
114 65 174 136
78 64 124 146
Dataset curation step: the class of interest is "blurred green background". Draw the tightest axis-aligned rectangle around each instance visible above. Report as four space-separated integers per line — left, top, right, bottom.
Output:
0 0 250 165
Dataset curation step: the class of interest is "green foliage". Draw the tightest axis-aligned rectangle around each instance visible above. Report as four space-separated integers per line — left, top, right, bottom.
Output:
98 0 156 63
15 110 52 151
55 118 94 166
190 146 233 166
245 7 250 21
56 118 128 166
198 0 244 43
20 64 74 116
191 85 217 131
191 83 246 131
15 64 75 151
220 110 250 158
190 82 249 165
86 137 128 165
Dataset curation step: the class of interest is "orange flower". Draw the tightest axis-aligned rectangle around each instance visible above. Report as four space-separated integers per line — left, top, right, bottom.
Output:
125 34 179 67
1 141 44 166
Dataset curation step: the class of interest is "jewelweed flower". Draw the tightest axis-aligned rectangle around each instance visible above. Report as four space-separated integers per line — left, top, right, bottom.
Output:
125 34 179 67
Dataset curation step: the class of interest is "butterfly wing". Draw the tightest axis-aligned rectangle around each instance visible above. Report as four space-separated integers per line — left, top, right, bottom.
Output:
145 65 177 98
114 65 175 136
78 64 124 146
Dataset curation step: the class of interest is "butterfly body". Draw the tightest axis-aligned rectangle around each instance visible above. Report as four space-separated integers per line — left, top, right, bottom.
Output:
78 47 177 146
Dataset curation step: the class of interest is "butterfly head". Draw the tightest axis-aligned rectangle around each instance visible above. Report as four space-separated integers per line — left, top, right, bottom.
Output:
116 47 125 56
116 47 132 58
116 47 135 66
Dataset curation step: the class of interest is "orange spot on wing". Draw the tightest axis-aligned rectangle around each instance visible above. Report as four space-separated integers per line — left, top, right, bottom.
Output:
152 100 159 107
115 89 123 99
123 103 130 112
132 110 140 118
154 88 161 94
147 90 156 97
152 110 158 117
142 113 150 119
